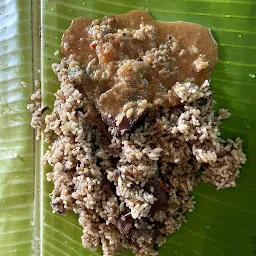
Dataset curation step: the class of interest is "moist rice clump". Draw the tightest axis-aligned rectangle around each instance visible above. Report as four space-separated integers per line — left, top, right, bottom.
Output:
42 57 246 256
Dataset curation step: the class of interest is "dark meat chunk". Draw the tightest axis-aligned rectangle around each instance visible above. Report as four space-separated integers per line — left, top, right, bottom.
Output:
110 156 119 166
102 112 146 136
129 219 158 242
116 215 159 243
116 215 134 236
102 180 116 195
99 81 149 135
101 180 119 204
144 178 169 214
130 228 156 242
116 116 134 135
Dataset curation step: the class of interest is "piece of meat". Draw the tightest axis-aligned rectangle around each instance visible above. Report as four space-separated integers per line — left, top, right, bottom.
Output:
144 178 169 214
116 215 134 236
129 219 158 242
102 112 146 136
115 181 167 239
102 180 116 195
129 228 157 242
116 215 157 243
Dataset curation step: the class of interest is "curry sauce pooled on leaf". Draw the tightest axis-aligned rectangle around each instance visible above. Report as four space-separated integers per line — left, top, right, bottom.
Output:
61 10 218 134
41 10 246 256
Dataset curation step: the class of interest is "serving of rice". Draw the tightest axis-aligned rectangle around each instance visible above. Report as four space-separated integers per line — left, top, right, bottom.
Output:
26 10 247 256
37 57 246 256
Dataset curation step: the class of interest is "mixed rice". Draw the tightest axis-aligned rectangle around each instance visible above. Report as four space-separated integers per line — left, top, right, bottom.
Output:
31 11 247 256
40 59 246 255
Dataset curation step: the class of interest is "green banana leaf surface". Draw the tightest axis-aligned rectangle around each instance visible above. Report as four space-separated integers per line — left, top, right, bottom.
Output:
0 0 256 255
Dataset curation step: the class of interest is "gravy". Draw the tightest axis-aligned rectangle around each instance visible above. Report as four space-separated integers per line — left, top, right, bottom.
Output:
62 10 218 134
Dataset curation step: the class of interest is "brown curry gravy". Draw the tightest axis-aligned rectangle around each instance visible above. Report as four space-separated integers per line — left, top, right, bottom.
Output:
61 10 218 133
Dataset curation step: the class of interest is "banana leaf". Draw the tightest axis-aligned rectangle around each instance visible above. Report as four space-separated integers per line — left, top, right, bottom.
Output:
1 0 256 255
